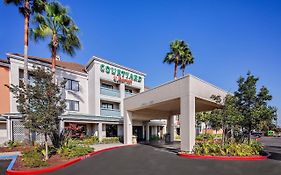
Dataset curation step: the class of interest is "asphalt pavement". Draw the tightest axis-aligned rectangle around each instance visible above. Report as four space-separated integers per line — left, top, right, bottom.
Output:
0 160 10 175
45 144 281 175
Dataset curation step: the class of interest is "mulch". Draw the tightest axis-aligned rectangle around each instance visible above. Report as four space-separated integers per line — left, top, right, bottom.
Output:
12 154 72 171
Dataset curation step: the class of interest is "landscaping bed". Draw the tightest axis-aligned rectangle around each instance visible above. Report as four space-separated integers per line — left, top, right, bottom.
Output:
12 154 70 171
179 133 267 160
0 136 121 171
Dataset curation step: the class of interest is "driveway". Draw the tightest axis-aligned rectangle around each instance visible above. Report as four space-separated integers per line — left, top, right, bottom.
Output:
260 137 281 161
46 144 281 175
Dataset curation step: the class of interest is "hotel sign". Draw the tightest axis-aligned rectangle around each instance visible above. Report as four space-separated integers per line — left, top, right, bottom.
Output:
100 64 142 85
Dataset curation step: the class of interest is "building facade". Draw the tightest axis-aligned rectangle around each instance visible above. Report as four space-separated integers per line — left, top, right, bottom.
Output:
0 53 166 144
0 59 10 143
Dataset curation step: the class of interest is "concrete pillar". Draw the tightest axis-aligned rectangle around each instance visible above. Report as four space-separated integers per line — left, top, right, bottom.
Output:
6 117 11 140
142 125 145 139
98 122 103 142
120 84 125 116
124 111 133 144
86 124 92 136
117 124 123 137
167 116 175 142
180 95 196 152
59 119 64 134
152 126 157 136
145 124 150 141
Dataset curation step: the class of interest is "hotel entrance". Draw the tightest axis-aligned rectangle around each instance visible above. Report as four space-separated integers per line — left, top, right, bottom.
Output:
133 126 143 142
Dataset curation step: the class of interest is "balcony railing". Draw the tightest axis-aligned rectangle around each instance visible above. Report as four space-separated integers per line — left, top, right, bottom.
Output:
100 108 121 117
100 87 120 97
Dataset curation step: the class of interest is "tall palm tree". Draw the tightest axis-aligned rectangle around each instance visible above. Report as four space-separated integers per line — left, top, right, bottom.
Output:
163 40 189 79
4 0 45 144
4 0 45 86
180 45 194 76
30 1 81 79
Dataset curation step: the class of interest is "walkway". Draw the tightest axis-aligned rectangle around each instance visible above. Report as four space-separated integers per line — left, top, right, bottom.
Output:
46 144 281 175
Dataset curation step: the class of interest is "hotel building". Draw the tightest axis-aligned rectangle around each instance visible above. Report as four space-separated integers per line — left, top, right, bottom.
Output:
0 53 166 144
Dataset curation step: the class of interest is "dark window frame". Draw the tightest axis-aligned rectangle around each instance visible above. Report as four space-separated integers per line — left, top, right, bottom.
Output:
65 78 79 91
66 100 80 111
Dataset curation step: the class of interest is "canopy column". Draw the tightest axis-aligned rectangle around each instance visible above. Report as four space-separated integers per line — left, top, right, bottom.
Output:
180 95 196 152
124 111 133 144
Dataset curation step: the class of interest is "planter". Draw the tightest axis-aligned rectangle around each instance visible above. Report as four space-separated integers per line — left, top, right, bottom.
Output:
178 152 268 160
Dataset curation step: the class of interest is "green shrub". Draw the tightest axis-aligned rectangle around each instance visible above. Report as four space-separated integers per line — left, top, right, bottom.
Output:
22 149 47 168
149 135 160 141
83 136 99 145
4 140 22 149
193 141 263 156
196 134 215 141
57 145 94 158
101 137 120 144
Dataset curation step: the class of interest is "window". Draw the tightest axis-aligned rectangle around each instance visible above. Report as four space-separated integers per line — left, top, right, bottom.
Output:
19 69 35 86
101 83 113 89
101 103 113 109
66 100 79 111
65 79 79 91
125 88 133 93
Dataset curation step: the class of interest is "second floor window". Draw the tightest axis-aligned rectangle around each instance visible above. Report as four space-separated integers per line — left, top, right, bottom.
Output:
101 103 114 109
101 83 113 89
66 100 79 111
125 89 133 93
65 79 79 91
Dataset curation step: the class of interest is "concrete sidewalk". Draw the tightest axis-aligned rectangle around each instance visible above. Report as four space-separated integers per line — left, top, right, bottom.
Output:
89 143 125 151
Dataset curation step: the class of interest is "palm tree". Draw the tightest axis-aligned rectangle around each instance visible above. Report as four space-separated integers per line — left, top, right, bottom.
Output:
180 45 194 76
4 0 45 86
4 0 45 144
30 1 81 79
163 40 189 79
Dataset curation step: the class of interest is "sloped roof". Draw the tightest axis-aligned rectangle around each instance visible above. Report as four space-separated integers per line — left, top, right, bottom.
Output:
8 53 86 73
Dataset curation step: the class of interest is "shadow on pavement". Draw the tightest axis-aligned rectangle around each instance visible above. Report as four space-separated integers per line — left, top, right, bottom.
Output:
140 141 180 154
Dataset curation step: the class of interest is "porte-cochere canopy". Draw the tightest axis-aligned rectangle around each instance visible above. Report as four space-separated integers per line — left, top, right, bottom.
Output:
123 74 229 152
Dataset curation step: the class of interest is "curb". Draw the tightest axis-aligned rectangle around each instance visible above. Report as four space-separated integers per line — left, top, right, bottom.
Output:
178 153 268 160
6 144 134 175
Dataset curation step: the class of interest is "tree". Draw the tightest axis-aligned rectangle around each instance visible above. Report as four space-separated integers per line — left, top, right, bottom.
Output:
180 45 194 76
196 112 210 134
163 40 192 79
4 0 46 143
210 94 243 144
30 1 81 79
8 67 66 160
234 72 277 144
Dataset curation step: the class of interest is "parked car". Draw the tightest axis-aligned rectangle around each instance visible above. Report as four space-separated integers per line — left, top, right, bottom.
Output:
251 131 263 138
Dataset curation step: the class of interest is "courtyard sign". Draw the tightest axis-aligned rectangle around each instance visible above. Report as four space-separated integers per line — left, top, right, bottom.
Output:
100 64 142 84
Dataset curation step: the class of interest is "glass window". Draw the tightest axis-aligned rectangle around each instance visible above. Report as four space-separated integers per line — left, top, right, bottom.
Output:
65 79 79 91
125 89 133 93
101 103 114 109
101 83 113 89
66 100 79 111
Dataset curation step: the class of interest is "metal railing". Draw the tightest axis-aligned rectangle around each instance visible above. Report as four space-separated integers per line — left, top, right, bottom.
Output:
100 108 121 117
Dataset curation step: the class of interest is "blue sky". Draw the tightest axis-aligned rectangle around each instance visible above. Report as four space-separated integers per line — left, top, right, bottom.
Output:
0 0 280 125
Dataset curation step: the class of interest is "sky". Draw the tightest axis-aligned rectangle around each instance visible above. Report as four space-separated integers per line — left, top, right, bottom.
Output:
0 0 280 125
